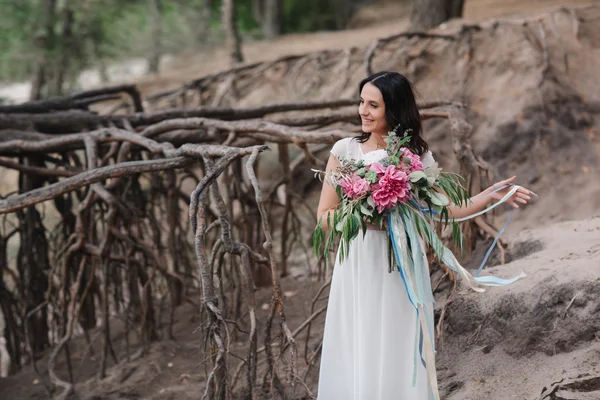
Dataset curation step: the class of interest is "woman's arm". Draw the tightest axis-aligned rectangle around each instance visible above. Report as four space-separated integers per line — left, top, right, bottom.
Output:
316 154 342 230
447 175 533 219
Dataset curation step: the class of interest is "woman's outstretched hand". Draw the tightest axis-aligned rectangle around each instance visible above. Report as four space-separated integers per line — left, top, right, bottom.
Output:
486 176 533 209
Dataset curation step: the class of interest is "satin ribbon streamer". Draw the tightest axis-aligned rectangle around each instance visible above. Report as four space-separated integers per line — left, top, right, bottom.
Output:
387 184 534 400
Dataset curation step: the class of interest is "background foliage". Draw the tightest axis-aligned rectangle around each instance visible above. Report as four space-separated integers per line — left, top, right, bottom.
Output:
0 0 366 85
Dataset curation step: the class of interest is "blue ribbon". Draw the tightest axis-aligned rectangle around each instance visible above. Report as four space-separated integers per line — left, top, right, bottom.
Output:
386 183 533 399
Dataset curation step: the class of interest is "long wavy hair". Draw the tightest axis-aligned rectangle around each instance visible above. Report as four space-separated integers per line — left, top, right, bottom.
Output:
356 71 428 155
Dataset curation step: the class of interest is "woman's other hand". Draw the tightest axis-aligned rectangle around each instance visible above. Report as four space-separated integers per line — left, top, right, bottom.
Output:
486 176 533 209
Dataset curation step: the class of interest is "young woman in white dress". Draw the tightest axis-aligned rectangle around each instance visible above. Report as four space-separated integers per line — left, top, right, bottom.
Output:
315 71 532 399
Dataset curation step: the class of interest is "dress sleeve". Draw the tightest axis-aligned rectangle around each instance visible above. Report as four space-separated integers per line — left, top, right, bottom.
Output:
421 150 436 169
330 138 349 160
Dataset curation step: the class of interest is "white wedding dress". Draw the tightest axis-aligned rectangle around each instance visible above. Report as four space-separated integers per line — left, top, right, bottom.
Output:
317 137 436 400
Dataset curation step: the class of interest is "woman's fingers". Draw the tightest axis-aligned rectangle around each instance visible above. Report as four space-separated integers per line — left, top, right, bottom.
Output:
487 178 537 209
517 189 531 196
490 179 536 208
501 176 517 185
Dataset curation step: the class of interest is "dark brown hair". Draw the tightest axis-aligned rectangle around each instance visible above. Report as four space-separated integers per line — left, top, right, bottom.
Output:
357 71 428 155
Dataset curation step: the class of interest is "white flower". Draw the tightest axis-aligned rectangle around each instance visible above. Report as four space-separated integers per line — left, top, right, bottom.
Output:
424 162 442 179
362 149 388 165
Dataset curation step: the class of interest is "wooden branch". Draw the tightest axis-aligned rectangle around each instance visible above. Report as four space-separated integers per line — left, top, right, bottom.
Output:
140 117 353 143
0 127 174 155
0 94 119 114
0 129 53 142
245 148 298 384
0 157 78 177
0 143 268 215
0 157 193 214
257 304 328 355
1 99 364 133
48 256 88 400
272 109 358 127
0 84 143 114
536 374 600 400
71 84 144 112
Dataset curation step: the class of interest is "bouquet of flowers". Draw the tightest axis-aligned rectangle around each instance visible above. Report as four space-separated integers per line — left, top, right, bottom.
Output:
313 127 470 265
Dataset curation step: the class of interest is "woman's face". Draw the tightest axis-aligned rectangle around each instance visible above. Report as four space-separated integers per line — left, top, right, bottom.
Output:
359 82 389 135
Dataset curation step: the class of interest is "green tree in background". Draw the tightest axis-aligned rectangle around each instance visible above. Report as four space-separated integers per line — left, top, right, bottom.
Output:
0 0 370 97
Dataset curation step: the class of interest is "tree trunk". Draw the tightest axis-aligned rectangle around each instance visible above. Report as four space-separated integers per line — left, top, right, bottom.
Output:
51 7 74 97
17 157 50 357
137 263 159 342
29 50 47 102
222 0 244 65
30 0 57 100
148 0 162 73
262 0 283 39
449 0 464 18
332 0 353 30
0 235 20 374
187 0 214 47
252 0 263 25
410 0 465 31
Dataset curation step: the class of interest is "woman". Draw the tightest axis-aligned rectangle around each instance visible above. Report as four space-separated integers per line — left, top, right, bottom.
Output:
316 71 532 399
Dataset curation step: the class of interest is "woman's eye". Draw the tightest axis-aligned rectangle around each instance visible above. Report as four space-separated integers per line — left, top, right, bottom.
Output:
359 99 364 104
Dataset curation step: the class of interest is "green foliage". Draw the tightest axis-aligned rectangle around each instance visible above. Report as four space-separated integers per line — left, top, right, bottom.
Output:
0 0 355 84
235 1 261 35
284 0 340 32
0 1 38 81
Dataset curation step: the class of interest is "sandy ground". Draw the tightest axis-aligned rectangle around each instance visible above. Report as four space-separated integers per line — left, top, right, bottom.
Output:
440 216 600 399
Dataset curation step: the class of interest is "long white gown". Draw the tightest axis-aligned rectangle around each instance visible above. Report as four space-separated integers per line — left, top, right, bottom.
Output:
317 137 436 400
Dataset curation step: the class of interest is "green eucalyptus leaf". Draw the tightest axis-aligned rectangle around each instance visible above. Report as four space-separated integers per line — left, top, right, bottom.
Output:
430 191 450 206
367 196 375 208
409 170 427 182
360 204 373 217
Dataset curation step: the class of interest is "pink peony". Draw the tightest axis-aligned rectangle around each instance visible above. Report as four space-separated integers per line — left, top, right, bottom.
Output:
402 148 423 172
339 174 370 199
371 165 412 212
369 162 386 175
